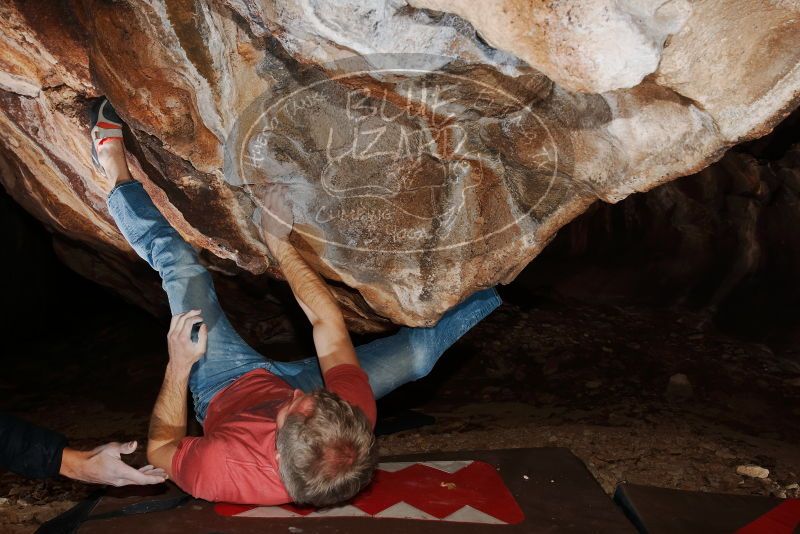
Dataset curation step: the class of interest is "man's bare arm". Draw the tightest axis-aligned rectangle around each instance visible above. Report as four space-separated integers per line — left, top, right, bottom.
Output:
147 310 207 476
260 188 359 375
266 234 359 375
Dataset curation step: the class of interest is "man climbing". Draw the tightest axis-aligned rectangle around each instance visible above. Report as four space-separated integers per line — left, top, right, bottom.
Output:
92 98 501 506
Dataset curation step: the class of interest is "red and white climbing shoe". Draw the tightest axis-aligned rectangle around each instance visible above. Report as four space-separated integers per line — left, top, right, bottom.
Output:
90 98 124 175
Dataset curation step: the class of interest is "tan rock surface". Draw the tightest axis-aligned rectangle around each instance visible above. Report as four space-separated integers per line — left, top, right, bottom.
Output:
410 0 691 93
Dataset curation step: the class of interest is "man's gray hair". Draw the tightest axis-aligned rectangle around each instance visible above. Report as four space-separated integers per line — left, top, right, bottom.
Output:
276 389 378 507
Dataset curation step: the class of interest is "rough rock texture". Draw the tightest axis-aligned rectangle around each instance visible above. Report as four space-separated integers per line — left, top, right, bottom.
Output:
0 0 799 337
410 0 692 93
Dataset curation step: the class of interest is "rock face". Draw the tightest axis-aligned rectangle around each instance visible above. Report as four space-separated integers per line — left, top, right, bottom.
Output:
0 0 799 337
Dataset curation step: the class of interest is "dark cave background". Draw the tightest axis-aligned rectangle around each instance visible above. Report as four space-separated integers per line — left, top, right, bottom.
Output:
0 187 116 344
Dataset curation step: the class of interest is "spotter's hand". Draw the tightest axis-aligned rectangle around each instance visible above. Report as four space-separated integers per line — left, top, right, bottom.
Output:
60 441 167 486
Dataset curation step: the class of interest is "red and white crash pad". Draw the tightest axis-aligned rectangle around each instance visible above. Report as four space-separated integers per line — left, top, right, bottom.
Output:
215 460 525 524
41 448 635 533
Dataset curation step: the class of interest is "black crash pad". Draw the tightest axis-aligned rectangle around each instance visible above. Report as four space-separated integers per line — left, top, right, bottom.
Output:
614 482 800 534
40 448 633 533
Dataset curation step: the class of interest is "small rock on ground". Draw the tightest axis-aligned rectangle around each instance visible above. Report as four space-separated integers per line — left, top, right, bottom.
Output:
736 465 770 479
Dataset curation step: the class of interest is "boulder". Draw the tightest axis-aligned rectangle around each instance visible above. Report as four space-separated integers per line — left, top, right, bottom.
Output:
0 0 798 338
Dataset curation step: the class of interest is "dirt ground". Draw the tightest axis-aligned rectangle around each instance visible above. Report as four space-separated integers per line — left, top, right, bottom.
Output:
1 292 799 533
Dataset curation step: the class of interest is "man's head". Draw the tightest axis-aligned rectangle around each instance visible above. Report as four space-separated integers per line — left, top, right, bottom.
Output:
276 389 377 507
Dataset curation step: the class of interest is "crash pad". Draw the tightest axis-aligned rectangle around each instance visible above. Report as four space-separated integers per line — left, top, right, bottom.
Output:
614 482 800 534
39 448 634 533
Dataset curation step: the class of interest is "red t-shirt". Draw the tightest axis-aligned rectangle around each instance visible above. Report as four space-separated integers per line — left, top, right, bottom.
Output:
171 364 376 504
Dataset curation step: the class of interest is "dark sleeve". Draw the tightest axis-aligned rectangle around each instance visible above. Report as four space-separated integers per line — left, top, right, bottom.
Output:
0 413 68 479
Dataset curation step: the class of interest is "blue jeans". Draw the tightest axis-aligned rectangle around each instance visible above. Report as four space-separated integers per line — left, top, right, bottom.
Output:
108 182 501 424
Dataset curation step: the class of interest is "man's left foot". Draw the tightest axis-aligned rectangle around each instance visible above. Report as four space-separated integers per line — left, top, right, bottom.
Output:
90 99 132 190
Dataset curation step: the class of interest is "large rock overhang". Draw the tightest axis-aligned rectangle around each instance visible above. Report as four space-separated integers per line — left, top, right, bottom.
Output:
0 0 798 335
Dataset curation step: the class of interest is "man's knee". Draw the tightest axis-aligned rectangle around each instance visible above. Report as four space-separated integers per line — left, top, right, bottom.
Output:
148 232 200 268
152 239 206 284
408 331 438 381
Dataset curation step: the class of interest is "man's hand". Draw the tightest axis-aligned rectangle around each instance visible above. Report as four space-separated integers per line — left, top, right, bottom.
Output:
60 441 167 486
259 184 294 248
167 310 207 372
